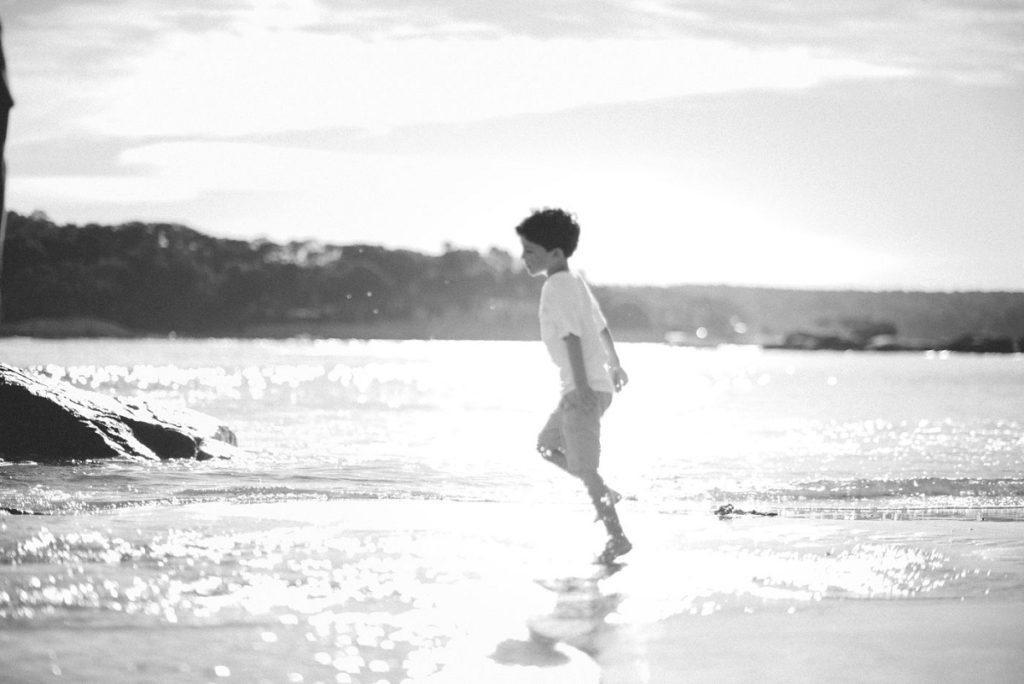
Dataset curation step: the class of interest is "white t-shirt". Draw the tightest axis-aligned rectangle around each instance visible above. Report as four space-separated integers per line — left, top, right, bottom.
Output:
539 271 614 395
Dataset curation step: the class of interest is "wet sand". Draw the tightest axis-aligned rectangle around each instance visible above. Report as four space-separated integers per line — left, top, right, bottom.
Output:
597 599 1024 683
3 501 1023 683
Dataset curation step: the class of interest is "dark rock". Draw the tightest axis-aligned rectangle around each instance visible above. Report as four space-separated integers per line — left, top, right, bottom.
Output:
779 331 860 351
943 335 1020 354
0 363 240 462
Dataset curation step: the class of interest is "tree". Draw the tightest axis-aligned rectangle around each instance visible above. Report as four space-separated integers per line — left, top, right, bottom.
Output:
0 18 13 324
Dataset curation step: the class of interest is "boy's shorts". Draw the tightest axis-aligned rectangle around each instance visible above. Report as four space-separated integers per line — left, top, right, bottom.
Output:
537 391 613 475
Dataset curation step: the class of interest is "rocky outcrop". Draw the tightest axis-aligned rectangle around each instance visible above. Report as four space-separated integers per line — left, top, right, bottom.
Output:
766 331 1023 353
943 335 1021 354
0 363 240 462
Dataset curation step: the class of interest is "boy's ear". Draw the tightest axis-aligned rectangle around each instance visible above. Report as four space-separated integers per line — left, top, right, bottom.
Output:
551 247 565 259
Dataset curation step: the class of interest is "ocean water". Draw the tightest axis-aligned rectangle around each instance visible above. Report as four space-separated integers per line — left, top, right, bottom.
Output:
3 338 1021 517
2 338 1023 682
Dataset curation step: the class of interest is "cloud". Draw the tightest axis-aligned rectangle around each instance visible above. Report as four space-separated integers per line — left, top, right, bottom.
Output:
0 1 921 138
5 1 1023 289
6 0 1018 149
1 132 916 289
294 0 1024 85
12 174 198 205
640 0 1024 83
67 31 912 138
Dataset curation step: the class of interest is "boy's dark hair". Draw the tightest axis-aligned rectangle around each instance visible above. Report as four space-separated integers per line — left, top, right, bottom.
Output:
515 208 580 257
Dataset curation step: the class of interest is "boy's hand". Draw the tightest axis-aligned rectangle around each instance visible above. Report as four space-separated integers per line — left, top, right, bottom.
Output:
610 366 629 392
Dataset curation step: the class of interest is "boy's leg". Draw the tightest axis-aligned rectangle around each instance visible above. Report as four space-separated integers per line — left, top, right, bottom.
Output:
583 470 631 564
562 393 629 543
538 444 622 506
537 439 623 514
536 401 571 473
540 447 570 471
579 470 625 537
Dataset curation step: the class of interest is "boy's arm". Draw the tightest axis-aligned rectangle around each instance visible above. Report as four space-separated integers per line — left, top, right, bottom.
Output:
564 333 597 408
600 327 629 392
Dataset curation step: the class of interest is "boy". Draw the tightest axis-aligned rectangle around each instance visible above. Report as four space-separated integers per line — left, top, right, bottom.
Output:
515 208 632 565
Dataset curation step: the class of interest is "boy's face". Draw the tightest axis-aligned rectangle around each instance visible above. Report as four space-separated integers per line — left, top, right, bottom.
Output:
519 237 560 276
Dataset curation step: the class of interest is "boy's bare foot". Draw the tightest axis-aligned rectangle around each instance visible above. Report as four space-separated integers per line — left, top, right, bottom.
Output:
596 534 632 565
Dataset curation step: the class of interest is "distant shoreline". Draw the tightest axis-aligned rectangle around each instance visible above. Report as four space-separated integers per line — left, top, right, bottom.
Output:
2 316 1021 353
4 213 1023 348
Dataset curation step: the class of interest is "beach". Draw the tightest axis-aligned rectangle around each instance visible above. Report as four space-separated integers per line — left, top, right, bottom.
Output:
3 500 1023 683
1 338 1022 682
6 1 1024 678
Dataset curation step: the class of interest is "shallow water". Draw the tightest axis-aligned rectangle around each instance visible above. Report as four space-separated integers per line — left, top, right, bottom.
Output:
1 339 1023 682
2 338 1022 516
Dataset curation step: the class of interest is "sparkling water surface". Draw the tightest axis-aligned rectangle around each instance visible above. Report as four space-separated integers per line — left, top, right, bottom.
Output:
2 338 1021 516
1 339 1022 683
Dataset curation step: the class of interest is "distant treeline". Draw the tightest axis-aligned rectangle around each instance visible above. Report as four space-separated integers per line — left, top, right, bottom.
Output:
0 211 541 338
2 211 1023 345
598 284 1024 347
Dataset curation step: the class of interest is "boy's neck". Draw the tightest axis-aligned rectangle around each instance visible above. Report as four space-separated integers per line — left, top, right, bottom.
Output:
545 260 570 277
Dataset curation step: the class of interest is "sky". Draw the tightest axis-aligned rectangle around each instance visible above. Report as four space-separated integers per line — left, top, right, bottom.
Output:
2 0 1023 290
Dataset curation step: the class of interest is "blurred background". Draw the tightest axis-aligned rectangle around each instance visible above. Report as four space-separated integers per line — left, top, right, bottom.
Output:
1 1 1022 344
